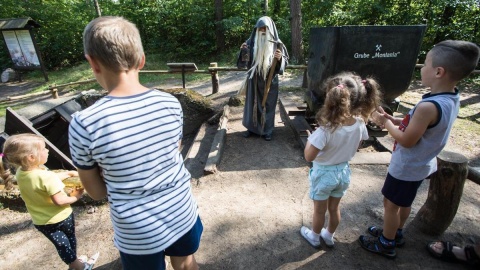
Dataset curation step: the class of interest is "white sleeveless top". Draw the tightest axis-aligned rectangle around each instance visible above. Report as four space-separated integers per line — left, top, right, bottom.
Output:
388 90 460 181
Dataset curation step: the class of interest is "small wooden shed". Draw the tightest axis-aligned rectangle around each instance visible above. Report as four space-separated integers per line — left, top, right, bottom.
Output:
0 17 48 82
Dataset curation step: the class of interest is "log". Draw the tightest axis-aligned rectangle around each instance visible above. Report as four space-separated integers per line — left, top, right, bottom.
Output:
467 166 480 185
410 151 468 236
204 105 229 175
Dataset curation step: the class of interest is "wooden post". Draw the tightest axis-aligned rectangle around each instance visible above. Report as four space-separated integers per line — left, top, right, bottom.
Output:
410 151 468 235
302 65 308 88
210 62 219 94
181 65 186 88
51 87 59 99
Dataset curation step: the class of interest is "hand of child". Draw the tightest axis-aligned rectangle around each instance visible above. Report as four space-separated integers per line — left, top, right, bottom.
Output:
57 170 79 180
306 129 311 137
370 110 387 127
67 170 79 177
70 187 85 199
377 106 403 126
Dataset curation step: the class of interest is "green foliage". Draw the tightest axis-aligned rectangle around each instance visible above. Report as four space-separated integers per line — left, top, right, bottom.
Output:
0 0 478 71
301 0 480 63
0 0 93 69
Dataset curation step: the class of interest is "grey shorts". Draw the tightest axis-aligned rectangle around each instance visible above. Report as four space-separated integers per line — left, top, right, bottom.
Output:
309 162 351 200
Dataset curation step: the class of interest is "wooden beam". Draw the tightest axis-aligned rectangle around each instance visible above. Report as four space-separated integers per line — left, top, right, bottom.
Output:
4 107 75 169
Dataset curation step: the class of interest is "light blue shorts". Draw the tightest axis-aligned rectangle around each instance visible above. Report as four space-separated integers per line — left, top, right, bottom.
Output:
309 162 351 200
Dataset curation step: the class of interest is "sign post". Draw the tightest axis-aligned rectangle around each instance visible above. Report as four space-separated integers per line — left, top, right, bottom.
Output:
167 63 198 88
0 17 48 82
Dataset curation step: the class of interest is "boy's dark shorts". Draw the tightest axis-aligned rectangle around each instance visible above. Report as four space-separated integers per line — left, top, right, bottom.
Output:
165 215 203 256
382 173 423 207
120 215 203 270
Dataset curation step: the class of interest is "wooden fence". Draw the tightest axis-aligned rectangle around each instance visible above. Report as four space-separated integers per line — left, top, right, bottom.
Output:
46 63 478 98
46 63 308 97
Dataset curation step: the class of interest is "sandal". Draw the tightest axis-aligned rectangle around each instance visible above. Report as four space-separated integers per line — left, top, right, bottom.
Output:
84 252 100 270
77 255 88 264
427 241 480 266
68 255 89 270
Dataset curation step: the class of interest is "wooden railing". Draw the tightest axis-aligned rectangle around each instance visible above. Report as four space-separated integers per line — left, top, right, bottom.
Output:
46 63 308 97
47 63 479 98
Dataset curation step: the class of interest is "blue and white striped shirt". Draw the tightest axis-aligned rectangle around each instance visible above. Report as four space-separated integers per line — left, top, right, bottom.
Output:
68 89 198 255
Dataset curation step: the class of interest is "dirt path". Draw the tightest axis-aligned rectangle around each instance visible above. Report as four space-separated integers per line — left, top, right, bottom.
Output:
0 72 479 270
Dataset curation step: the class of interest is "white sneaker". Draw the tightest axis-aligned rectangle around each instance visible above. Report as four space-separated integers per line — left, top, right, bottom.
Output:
320 228 335 248
300 226 320 248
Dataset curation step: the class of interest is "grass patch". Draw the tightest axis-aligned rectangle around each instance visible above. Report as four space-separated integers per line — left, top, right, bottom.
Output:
10 53 238 94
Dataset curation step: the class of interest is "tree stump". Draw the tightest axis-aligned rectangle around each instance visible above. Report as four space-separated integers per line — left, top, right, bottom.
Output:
410 151 468 236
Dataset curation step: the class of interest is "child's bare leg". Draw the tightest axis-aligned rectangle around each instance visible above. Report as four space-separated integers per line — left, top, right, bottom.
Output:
312 199 328 234
170 254 198 270
398 206 411 229
382 197 401 239
326 196 342 234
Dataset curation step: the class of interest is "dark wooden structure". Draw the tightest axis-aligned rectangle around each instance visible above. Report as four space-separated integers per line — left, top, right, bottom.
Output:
306 25 426 114
410 151 469 235
1 100 82 170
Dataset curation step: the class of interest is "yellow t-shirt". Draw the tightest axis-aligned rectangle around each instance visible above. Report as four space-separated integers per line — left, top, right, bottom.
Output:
16 168 72 225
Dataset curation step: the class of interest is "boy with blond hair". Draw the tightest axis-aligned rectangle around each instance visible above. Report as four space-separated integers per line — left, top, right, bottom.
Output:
69 16 202 270
359 40 480 259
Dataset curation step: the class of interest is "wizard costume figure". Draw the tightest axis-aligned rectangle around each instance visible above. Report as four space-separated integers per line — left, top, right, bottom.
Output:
237 16 289 141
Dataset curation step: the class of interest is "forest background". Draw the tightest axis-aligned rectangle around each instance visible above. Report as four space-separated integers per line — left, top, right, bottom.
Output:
0 0 479 74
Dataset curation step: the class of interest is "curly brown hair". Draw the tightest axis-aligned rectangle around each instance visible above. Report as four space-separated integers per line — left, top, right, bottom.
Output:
316 72 382 131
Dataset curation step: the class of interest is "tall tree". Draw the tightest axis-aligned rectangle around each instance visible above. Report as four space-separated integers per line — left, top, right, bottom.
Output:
433 4 456 44
273 0 281 15
93 0 101 17
290 0 303 64
214 0 225 53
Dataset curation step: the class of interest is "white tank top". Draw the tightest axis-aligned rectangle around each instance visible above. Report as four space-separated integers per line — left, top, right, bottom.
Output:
388 90 460 181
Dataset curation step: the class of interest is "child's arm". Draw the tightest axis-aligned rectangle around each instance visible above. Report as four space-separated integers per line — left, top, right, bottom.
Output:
77 167 107 200
304 130 320 162
51 188 84 206
383 102 438 148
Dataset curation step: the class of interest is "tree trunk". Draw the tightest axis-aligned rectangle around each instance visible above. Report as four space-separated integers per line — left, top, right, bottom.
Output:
409 151 468 236
93 0 101 17
214 0 225 53
289 0 303 64
433 4 456 44
273 0 281 15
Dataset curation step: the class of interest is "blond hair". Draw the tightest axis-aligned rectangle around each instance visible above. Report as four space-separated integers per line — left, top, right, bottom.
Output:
83 16 144 72
317 72 382 131
0 134 45 185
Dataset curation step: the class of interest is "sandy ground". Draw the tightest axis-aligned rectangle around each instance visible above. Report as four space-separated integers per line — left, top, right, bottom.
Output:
0 71 479 270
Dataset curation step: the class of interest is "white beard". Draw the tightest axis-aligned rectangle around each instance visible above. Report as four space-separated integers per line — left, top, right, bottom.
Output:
252 30 274 79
